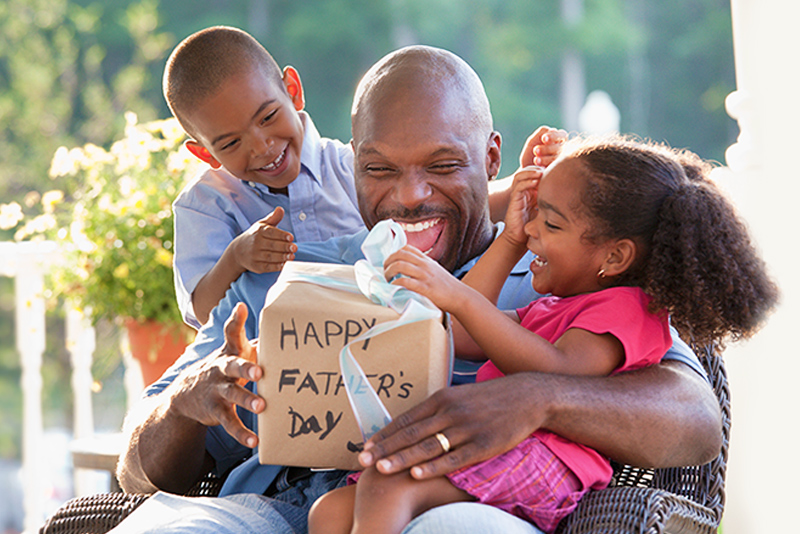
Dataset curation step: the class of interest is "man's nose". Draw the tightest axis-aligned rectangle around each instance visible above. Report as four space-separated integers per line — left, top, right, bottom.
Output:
393 172 433 209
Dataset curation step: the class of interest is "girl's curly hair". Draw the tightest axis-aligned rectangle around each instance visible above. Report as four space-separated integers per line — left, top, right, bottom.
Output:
562 134 779 347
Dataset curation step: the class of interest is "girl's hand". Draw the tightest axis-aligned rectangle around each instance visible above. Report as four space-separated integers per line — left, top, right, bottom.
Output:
384 246 465 312
502 167 542 248
520 126 567 168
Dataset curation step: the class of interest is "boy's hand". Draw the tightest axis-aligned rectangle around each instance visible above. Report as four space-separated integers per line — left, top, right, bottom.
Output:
233 207 297 273
384 246 465 312
502 167 542 248
520 126 567 169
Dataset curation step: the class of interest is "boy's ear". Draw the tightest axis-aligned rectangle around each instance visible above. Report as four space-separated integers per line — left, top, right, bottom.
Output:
185 140 222 169
282 66 305 111
602 238 637 278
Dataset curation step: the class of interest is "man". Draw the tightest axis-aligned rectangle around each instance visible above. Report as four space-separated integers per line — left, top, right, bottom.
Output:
115 46 720 534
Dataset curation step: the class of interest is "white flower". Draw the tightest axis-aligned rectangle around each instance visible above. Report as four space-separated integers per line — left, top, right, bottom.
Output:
0 202 24 230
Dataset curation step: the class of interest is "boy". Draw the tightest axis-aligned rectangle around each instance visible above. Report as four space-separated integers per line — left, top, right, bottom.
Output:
166 26 565 327
165 26 365 326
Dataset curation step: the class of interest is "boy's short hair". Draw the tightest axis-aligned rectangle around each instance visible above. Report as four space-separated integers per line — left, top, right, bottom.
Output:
163 26 284 137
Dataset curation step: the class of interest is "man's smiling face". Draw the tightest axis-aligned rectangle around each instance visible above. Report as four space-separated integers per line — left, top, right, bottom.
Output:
352 83 500 273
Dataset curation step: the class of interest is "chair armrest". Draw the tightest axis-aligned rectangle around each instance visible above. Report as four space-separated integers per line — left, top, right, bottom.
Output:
556 486 720 534
39 492 151 534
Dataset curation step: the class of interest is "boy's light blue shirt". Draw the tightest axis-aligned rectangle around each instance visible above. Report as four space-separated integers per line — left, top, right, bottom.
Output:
147 224 705 497
172 111 364 327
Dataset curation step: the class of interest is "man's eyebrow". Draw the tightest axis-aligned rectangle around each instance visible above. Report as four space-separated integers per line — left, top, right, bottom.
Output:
538 199 569 221
210 99 276 147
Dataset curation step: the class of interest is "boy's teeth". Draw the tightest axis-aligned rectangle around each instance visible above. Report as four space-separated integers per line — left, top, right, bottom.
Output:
262 148 286 171
533 255 547 267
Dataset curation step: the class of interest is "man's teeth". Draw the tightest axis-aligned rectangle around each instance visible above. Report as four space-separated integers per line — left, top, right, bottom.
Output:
261 148 286 171
398 219 439 233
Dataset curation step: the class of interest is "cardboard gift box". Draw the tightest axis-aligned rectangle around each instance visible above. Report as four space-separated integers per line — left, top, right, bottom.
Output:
257 261 450 470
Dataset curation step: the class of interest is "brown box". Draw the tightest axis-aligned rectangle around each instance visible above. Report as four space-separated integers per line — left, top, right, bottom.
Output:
257 261 450 470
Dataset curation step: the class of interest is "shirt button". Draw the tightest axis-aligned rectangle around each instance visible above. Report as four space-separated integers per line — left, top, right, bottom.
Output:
298 212 307 221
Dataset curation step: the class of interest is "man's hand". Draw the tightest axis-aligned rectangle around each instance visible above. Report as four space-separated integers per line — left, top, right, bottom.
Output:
233 206 297 274
358 374 539 480
168 302 265 448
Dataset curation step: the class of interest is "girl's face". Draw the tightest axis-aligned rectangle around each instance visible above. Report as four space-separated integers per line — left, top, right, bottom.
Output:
523 157 610 297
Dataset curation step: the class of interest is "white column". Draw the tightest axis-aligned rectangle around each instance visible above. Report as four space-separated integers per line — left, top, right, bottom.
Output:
66 305 97 496
722 0 800 532
1 241 58 533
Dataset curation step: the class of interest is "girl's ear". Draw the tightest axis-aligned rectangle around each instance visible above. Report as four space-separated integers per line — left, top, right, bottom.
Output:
282 66 305 111
602 238 637 278
185 140 222 169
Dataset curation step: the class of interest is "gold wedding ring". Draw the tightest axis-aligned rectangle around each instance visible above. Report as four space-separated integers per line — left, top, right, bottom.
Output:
434 432 451 454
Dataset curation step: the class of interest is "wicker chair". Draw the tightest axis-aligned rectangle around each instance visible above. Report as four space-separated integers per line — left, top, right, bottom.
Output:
41 345 728 534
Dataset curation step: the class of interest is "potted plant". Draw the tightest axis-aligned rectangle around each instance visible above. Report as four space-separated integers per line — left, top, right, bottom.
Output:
6 112 202 385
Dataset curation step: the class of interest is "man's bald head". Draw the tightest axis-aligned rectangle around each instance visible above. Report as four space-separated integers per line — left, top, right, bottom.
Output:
351 45 493 140
163 26 284 138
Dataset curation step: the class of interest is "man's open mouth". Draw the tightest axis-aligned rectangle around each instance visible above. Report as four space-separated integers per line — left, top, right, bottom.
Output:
396 218 444 255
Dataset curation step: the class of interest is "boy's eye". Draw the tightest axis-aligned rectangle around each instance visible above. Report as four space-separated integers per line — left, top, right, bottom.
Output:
544 220 560 231
261 109 278 124
220 139 239 151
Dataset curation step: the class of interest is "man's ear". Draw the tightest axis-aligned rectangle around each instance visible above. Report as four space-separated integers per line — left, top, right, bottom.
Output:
283 66 305 111
486 131 502 180
185 140 222 169
601 238 637 278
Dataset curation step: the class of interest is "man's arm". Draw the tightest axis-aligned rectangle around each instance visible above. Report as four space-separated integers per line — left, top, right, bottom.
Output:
359 360 722 479
116 303 264 494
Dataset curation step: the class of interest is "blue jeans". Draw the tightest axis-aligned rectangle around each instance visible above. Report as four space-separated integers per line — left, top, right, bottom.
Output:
109 473 544 534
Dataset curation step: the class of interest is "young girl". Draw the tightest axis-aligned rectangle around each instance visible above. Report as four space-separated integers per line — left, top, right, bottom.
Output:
307 135 779 534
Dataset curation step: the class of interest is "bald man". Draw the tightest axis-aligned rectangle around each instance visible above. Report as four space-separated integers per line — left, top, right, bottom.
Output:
113 46 719 534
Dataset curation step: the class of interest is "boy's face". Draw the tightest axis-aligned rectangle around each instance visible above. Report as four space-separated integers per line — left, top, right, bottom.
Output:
184 66 305 190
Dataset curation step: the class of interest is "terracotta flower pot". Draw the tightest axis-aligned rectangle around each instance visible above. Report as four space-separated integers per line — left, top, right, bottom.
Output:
124 319 195 386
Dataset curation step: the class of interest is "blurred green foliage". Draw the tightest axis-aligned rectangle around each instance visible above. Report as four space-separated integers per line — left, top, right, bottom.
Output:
0 0 736 460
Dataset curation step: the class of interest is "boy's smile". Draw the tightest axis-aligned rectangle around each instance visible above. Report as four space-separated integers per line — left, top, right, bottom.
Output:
184 66 305 190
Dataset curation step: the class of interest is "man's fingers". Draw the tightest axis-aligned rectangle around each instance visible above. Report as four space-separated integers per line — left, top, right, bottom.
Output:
214 400 260 448
222 303 248 355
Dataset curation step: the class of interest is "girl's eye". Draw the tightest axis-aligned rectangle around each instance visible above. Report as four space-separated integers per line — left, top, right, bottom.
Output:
544 220 560 231
221 139 239 151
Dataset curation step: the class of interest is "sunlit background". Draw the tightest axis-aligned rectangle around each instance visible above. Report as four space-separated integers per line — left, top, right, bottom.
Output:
1 0 797 532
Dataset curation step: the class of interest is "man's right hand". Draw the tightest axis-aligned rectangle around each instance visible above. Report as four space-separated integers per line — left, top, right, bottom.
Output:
167 302 265 448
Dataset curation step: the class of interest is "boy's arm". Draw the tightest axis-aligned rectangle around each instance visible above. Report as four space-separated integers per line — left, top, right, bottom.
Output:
192 208 296 324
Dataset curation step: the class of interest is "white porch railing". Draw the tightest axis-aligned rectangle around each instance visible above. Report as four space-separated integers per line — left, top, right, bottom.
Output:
0 241 99 534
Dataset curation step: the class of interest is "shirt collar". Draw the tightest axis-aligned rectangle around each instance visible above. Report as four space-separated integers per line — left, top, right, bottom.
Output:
298 111 322 185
